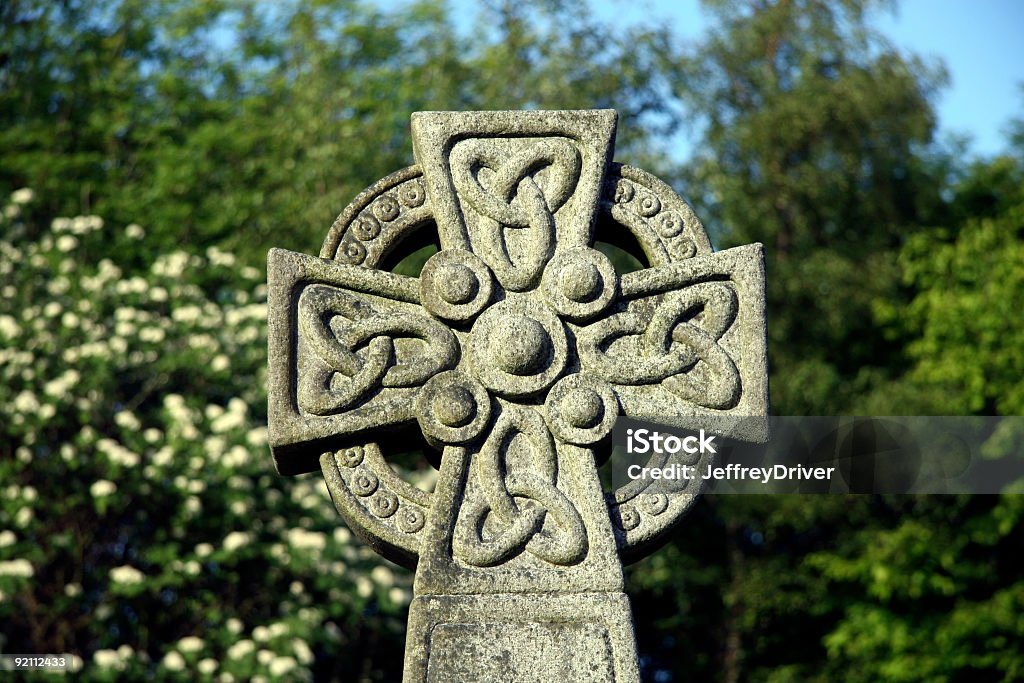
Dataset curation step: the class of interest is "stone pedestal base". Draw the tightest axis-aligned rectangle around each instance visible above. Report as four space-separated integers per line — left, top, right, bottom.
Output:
403 592 640 682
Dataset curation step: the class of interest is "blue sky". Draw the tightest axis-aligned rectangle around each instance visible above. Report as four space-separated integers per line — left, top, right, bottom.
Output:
585 0 1023 158
875 0 1023 156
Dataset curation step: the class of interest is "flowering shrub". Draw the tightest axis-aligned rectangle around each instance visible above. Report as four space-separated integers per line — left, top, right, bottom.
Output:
0 191 411 680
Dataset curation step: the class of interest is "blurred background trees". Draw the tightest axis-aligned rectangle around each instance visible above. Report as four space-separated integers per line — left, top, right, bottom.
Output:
1 0 1022 680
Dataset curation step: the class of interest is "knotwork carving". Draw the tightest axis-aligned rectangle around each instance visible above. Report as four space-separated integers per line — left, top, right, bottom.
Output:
453 405 587 567
578 282 742 410
267 109 770 683
297 284 458 415
451 137 582 291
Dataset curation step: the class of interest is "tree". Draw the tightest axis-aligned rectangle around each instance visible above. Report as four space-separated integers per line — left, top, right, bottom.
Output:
626 4 1023 683
887 152 1024 415
670 0 949 415
1 0 684 267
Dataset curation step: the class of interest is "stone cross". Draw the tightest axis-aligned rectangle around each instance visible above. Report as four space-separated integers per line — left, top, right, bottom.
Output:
267 110 768 681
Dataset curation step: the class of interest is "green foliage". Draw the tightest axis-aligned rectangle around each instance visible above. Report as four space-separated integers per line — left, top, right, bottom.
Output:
810 497 1024 682
896 156 1024 414
672 0 949 415
624 3 1024 682
0 0 681 267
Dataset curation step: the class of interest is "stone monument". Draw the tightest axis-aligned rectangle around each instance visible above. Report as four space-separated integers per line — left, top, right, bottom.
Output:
267 110 768 681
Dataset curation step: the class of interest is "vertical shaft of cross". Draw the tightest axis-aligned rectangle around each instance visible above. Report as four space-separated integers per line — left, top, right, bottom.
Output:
404 440 638 681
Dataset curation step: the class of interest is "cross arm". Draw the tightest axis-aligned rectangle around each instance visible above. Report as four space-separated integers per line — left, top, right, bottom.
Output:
267 248 456 475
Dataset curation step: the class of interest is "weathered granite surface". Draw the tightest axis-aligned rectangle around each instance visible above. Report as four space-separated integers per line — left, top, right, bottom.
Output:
267 110 768 681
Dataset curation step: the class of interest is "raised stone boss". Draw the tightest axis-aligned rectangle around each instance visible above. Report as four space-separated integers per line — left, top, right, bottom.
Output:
267 110 768 681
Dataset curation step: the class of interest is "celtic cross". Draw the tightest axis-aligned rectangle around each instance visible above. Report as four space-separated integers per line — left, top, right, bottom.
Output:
267 110 768 681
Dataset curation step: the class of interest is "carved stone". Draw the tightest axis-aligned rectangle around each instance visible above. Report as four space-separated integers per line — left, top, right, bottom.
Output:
267 110 768 681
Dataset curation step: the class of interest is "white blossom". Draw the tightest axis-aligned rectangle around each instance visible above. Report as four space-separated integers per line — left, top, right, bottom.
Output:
162 651 186 671
223 531 251 553
287 528 326 552
292 639 314 665
185 496 202 515
139 326 165 343
93 650 120 669
115 276 148 295
246 427 268 447
11 188 35 204
177 636 204 653
227 639 254 659
153 446 174 467
114 411 141 430
14 390 40 413
48 276 70 294
15 508 33 527
90 480 117 497
204 436 227 458
389 587 410 606
110 565 144 585
223 446 249 468
206 246 236 267
155 250 192 280
97 439 140 467
44 369 80 397
211 403 246 433
269 656 297 677
0 559 34 577
56 235 78 252
0 314 20 338
371 565 394 587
